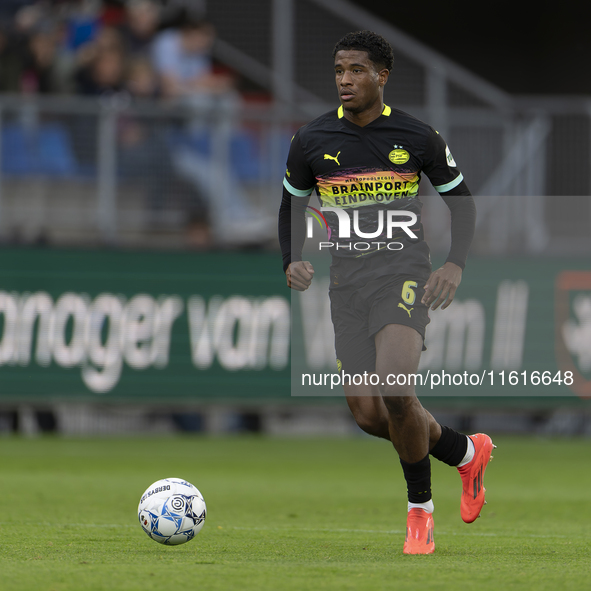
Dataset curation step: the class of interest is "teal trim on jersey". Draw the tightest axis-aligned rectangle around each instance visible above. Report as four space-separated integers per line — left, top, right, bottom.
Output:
434 172 464 193
283 176 313 197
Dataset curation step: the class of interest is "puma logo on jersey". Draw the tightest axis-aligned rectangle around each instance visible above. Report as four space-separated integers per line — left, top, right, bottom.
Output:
324 151 341 165
398 303 413 317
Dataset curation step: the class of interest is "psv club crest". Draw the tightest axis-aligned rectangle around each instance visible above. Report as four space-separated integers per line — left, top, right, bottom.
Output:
555 271 591 398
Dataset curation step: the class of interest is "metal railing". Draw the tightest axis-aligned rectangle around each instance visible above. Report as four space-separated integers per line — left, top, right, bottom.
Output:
0 94 304 248
0 92 590 254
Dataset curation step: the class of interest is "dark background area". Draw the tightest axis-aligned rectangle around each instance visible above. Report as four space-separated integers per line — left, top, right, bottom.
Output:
350 0 590 95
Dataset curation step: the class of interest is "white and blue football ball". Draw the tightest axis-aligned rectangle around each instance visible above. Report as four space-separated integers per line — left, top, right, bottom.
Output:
138 478 206 545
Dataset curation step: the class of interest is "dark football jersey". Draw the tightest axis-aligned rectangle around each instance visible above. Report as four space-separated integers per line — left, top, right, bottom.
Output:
283 104 464 281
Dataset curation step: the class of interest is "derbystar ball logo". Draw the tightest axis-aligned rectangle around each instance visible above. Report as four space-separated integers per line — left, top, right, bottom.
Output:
305 206 418 252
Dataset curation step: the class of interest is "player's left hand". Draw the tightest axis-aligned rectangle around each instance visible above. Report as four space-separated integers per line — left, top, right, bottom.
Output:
422 262 462 310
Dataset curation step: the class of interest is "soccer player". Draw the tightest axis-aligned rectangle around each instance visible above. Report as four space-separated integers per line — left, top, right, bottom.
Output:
278 31 494 554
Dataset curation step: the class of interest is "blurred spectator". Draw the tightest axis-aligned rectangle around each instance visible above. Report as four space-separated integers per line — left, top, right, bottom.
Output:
74 27 127 95
21 27 59 94
2 9 71 94
75 46 126 95
121 0 161 56
13 2 47 35
119 55 209 223
151 17 234 101
126 55 159 99
75 25 125 71
0 2 44 92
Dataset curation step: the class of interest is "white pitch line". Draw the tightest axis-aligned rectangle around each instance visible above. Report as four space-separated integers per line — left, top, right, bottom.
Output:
0 523 135 528
0 523 570 540
225 526 569 539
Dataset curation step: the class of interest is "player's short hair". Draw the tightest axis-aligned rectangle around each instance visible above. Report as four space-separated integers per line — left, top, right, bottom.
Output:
332 30 394 72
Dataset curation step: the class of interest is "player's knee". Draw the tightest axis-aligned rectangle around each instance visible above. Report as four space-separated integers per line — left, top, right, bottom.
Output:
353 413 383 437
348 402 388 438
381 394 415 420
378 378 414 400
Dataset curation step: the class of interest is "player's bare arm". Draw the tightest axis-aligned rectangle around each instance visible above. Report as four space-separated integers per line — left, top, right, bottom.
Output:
422 262 462 310
286 261 314 291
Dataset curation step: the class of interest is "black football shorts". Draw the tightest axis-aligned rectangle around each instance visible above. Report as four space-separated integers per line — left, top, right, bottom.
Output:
329 273 430 375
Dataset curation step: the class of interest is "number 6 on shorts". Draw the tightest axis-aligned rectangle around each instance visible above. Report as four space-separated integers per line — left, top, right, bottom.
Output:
402 280 417 305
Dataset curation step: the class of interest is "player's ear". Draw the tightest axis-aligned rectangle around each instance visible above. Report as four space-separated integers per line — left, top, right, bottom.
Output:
378 68 389 87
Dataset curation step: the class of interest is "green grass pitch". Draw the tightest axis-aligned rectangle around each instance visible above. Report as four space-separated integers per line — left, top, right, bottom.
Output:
0 435 590 591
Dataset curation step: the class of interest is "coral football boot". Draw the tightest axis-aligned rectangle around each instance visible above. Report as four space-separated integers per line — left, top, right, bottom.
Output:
458 433 495 523
403 508 435 555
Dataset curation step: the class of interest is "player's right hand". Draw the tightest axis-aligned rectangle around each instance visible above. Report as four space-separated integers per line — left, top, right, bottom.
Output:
286 261 314 291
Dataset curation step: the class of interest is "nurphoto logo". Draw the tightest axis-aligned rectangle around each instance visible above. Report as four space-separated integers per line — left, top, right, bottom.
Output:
305 205 418 252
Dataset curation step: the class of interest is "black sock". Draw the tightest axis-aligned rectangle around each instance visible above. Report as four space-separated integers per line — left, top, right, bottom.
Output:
430 425 468 467
399 454 431 503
